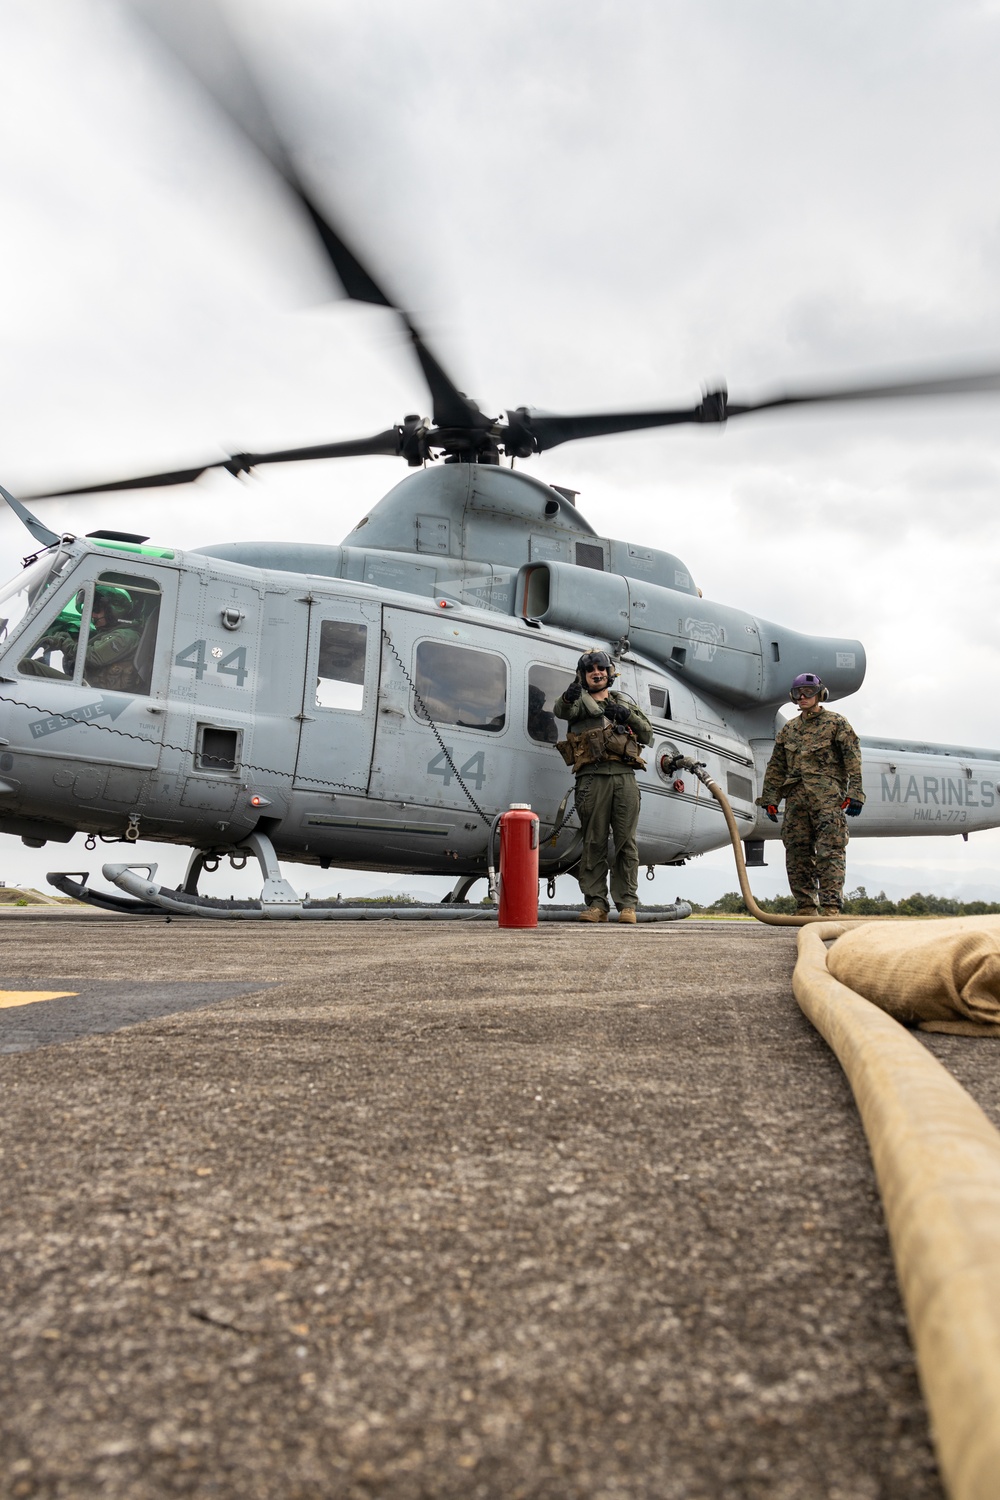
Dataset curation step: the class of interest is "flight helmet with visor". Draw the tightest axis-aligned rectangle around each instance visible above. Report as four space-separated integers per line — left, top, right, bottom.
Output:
577 648 617 685
790 671 828 703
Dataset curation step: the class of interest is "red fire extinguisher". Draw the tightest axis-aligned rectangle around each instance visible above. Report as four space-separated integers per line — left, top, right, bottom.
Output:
498 803 539 929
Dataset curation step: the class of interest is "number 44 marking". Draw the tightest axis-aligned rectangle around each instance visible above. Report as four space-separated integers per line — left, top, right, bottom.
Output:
427 748 486 791
175 640 249 687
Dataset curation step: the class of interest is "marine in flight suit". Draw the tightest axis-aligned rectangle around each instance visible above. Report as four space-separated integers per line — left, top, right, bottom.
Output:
554 649 653 924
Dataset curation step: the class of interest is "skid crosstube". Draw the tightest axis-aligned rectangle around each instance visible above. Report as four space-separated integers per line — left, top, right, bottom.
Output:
50 833 691 920
48 863 692 922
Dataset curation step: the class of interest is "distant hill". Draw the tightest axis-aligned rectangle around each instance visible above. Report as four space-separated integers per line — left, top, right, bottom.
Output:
0 885 78 906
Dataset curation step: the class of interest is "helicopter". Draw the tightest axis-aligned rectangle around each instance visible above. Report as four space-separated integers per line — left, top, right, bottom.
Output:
0 4 999 918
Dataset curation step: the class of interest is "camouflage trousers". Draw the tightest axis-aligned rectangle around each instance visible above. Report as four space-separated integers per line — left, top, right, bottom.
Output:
574 772 641 911
781 793 849 911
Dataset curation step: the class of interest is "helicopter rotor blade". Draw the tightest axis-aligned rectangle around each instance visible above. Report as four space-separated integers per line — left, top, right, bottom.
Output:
724 366 1000 417
25 429 407 499
129 1 486 434
503 397 724 454
507 365 1000 453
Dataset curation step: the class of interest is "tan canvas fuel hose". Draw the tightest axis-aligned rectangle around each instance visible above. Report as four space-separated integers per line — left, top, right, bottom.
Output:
666 754 827 926
795 925 1000 1500
669 752 1000 1497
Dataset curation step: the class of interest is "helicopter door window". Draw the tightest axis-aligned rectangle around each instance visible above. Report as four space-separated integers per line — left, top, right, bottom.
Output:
86 572 161 695
316 621 368 711
17 580 94 683
18 570 162 693
648 685 671 719
526 664 566 744
413 641 507 732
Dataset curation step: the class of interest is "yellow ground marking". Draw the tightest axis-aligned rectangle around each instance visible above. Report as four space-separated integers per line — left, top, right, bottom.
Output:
0 991 78 1009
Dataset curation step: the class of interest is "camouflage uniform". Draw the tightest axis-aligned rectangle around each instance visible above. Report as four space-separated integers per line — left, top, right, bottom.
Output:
553 687 652 912
759 706 864 913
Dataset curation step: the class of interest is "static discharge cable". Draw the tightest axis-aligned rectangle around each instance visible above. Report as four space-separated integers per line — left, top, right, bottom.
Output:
0 625 502 819
380 627 491 826
0 690 367 793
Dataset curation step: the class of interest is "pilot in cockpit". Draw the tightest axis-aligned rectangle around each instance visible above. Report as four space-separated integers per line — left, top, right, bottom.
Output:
20 585 142 693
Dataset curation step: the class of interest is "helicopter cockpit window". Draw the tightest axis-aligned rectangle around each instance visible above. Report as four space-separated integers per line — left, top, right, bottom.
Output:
526 664 565 744
414 640 507 733
18 569 161 694
316 621 367 711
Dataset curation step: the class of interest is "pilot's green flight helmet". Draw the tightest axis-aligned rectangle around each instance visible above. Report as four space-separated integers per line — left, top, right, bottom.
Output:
76 584 133 624
54 592 86 635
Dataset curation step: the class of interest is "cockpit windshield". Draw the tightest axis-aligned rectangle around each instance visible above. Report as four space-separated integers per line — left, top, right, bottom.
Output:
0 549 77 648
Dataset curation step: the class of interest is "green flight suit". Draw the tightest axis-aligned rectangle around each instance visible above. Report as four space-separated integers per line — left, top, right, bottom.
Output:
21 623 142 693
759 705 865 912
553 686 653 912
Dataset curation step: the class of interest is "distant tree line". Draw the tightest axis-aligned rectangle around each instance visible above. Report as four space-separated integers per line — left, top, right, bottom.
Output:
689 886 1000 917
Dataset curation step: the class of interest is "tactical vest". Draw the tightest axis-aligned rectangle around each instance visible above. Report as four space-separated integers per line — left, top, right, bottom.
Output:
556 720 647 773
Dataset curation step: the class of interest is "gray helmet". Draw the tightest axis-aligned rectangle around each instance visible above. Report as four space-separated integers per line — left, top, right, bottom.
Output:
577 649 617 683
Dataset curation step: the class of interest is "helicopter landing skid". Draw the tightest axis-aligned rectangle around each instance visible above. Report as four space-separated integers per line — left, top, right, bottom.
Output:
99 867 694 921
100 863 497 918
46 869 165 916
50 834 692 921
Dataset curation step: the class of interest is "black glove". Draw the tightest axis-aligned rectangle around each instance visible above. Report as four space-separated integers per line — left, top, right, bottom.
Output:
562 681 582 703
604 702 631 725
764 805 779 823
842 797 864 817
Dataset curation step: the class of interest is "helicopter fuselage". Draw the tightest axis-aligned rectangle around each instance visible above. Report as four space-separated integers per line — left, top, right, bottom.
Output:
1 467 999 891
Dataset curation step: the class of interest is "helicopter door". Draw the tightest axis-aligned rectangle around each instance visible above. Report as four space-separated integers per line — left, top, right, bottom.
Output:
370 607 511 815
292 598 382 794
10 562 174 775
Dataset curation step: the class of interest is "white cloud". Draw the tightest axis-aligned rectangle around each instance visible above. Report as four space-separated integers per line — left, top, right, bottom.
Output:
0 0 998 898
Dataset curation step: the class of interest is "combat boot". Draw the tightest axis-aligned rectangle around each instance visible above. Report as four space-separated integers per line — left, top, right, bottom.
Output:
820 906 842 918
578 905 608 923
796 905 820 918
618 908 637 924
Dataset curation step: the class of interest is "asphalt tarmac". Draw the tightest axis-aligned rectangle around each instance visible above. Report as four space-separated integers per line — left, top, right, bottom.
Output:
1 913 981 1500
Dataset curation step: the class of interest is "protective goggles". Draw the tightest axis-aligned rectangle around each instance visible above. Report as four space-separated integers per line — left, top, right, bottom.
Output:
790 684 822 701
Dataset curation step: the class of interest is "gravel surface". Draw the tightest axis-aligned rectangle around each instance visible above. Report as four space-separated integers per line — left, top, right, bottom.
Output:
0 918 942 1499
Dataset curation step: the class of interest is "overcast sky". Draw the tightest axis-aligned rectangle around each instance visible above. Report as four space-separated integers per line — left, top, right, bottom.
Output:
1 0 999 903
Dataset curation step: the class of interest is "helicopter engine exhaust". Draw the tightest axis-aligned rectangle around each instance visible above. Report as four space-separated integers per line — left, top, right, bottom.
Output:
518 560 865 709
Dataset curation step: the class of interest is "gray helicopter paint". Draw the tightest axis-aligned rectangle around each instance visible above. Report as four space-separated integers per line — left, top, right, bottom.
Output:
292 593 381 796
1 525 1000 894
517 556 865 709
199 468 863 713
742 737 1000 846
0 551 177 846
